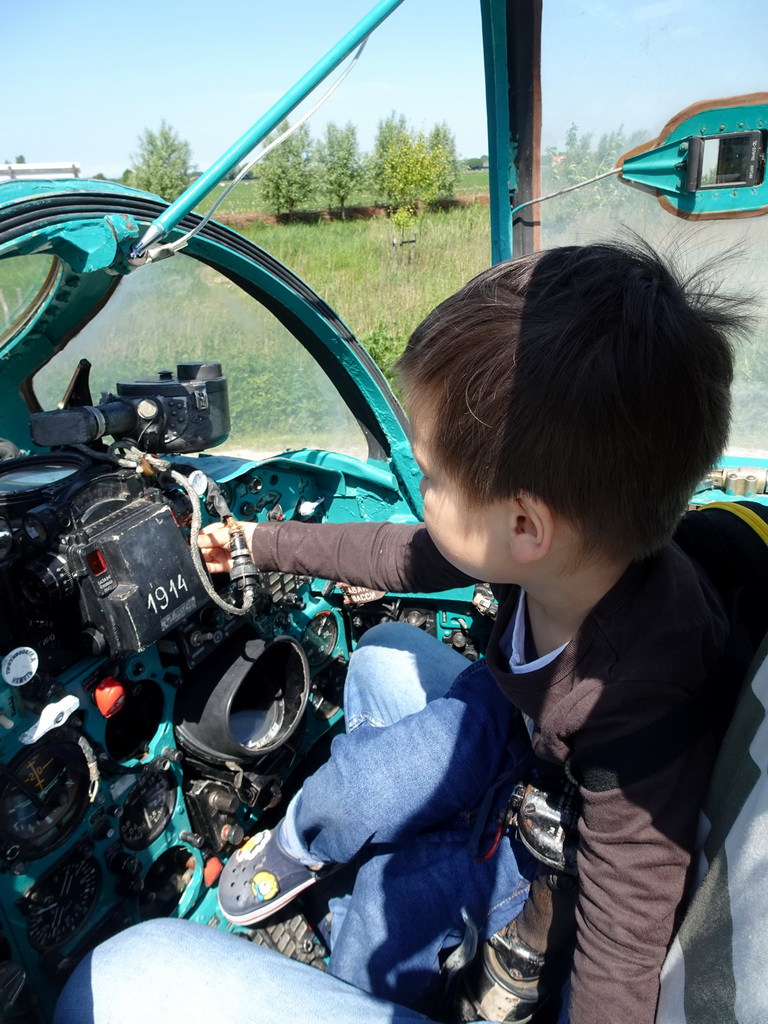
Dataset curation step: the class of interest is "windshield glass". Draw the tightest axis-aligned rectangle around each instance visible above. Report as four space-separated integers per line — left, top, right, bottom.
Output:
539 0 768 457
0 254 59 345
32 254 369 460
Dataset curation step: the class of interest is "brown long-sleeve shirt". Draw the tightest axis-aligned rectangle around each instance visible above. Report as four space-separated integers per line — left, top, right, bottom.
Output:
248 520 731 1024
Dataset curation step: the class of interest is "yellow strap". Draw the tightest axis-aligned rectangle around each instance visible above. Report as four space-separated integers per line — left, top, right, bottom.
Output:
701 501 768 547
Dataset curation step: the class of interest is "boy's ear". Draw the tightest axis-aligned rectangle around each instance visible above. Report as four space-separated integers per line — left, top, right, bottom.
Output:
509 495 555 564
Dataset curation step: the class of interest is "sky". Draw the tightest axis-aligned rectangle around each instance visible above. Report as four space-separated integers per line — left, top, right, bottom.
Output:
3 0 767 181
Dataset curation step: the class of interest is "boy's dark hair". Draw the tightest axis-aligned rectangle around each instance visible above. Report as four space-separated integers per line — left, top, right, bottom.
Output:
396 240 748 562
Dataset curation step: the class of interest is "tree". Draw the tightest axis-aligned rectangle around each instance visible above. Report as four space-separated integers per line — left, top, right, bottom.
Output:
14 155 26 164
130 120 194 202
428 122 460 199
371 112 408 202
316 122 365 218
257 121 315 218
542 123 647 229
372 115 454 232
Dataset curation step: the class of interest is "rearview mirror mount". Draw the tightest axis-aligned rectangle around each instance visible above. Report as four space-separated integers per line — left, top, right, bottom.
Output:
618 93 768 220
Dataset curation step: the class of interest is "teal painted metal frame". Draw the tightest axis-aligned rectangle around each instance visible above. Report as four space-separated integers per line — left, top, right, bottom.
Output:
0 182 423 513
480 0 513 264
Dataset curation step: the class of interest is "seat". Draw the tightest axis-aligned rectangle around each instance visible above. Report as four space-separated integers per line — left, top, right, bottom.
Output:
657 500 768 1024
656 632 768 1023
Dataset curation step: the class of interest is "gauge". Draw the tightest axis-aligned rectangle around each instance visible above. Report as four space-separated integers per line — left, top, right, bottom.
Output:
0 740 92 860
26 851 101 951
0 461 82 494
0 453 90 523
301 611 339 667
119 770 177 851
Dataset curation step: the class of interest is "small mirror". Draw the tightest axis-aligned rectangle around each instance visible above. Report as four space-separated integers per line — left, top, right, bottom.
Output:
686 131 765 192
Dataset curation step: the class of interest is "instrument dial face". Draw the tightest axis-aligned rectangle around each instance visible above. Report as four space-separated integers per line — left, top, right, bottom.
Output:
0 454 91 523
26 853 101 951
0 741 91 860
0 462 80 495
301 611 339 667
119 770 177 851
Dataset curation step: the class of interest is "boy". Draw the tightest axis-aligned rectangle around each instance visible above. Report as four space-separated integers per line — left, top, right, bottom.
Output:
200 241 748 1024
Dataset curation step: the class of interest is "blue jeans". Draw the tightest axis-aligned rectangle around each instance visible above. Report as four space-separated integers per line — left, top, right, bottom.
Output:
55 625 539 1024
53 918 437 1024
281 623 537 1012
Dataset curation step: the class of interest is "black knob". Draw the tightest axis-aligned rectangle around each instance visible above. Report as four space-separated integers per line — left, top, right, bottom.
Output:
179 830 205 849
220 823 244 846
106 851 141 877
22 505 60 547
206 788 238 814
20 555 75 607
80 628 108 657
92 819 116 842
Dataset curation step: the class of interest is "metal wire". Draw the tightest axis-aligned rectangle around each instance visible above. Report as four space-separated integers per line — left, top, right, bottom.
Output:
510 166 622 218
165 39 369 256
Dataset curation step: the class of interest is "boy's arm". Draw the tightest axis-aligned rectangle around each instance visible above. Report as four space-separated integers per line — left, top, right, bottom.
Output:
566 736 711 1024
199 520 476 593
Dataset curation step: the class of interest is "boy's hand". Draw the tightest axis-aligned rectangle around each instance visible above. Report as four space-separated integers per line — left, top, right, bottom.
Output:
198 522 257 573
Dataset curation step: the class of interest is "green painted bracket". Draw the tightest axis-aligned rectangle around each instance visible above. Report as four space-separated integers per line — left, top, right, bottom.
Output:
267 449 400 494
0 214 140 272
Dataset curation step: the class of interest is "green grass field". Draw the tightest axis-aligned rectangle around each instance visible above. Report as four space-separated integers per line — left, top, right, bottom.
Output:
192 170 493 385
237 202 492 381
455 168 490 195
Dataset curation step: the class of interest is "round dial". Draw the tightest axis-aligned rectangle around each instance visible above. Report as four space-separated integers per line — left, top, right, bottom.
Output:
0 740 91 859
0 453 90 522
301 611 339 667
0 460 81 495
26 853 101 951
119 770 177 851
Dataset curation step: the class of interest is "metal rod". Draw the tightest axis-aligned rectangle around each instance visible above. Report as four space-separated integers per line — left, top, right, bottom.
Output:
131 0 406 258
510 166 621 217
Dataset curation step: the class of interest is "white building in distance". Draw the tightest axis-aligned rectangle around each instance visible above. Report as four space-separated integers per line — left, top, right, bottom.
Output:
0 162 81 182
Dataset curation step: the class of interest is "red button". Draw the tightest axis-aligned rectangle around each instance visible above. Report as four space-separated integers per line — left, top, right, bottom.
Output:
94 677 126 717
204 857 223 887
